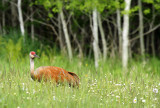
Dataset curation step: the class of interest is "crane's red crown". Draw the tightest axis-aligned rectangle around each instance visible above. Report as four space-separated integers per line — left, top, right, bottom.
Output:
30 51 36 55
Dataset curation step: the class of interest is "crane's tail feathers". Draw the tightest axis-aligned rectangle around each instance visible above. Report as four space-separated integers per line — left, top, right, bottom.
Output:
68 72 80 86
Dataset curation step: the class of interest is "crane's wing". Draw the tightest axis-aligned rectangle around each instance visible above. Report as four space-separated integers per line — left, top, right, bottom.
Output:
68 72 80 83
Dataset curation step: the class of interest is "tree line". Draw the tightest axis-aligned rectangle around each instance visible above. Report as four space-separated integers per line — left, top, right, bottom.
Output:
0 0 160 69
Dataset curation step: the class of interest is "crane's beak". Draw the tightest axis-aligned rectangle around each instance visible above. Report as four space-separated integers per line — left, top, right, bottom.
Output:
34 54 40 58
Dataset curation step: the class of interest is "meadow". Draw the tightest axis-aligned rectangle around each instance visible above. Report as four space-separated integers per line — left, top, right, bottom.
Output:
0 34 160 108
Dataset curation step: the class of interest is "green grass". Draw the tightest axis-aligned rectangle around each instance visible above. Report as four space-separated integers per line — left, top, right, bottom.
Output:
0 55 160 108
0 32 160 107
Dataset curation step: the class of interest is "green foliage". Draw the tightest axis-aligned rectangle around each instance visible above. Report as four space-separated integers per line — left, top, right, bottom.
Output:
48 13 53 18
0 31 53 62
144 8 151 15
0 33 23 62
143 0 154 4
143 0 160 12
130 6 139 13
154 3 160 10
35 0 118 14
121 6 139 15
4 38 22 61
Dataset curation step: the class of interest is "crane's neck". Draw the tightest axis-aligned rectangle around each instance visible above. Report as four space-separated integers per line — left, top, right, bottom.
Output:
30 58 35 78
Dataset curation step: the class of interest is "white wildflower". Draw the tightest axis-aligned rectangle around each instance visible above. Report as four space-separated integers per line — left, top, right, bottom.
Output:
53 96 56 100
26 88 28 92
154 98 157 101
153 88 158 93
133 97 137 103
115 84 122 86
95 79 97 82
130 82 134 85
116 96 120 98
105 74 107 78
140 97 143 100
142 99 146 103
22 83 25 91
33 89 36 94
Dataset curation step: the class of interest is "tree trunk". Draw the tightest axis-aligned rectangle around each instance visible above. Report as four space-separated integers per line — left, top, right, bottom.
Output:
17 0 25 37
92 8 100 68
116 7 122 56
58 13 66 54
151 5 155 57
60 10 73 60
146 35 150 54
30 3 34 43
0 23 2 35
138 0 145 60
122 0 131 69
11 0 17 27
98 12 107 61
151 32 155 56
129 43 132 59
2 0 6 34
73 34 83 59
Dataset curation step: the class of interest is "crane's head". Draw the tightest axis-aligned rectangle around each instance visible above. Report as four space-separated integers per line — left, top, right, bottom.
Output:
29 51 39 59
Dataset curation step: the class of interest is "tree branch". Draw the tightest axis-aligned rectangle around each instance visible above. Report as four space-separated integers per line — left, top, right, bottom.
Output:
130 23 160 42
30 19 59 37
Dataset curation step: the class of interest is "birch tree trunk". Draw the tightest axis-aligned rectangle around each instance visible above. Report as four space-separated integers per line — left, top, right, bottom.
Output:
17 0 25 37
116 8 122 56
122 0 131 69
58 13 66 54
92 8 100 68
11 0 17 27
138 0 145 60
2 0 6 34
98 12 107 61
60 10 73 60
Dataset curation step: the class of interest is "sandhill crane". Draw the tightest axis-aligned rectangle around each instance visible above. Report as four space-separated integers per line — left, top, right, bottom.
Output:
29 51 79 87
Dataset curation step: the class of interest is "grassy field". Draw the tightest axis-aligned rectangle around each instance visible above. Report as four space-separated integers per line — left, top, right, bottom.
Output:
0 53 160 108
0 33 160 108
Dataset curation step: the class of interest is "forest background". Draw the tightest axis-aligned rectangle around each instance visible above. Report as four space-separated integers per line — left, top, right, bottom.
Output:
1 0 160 68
